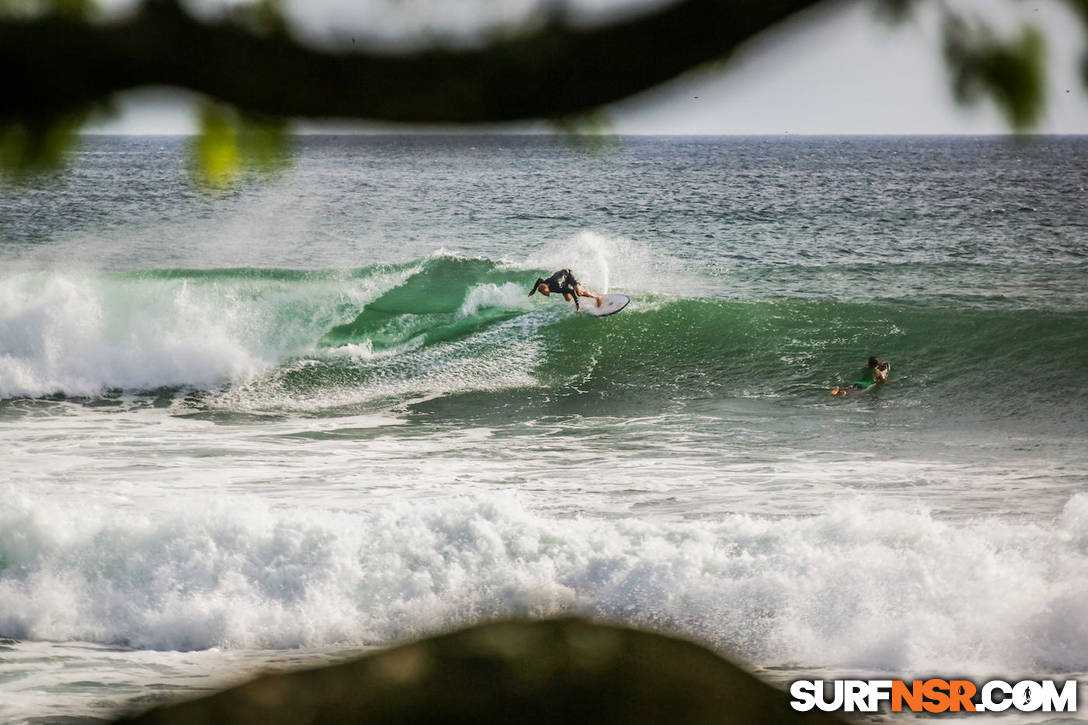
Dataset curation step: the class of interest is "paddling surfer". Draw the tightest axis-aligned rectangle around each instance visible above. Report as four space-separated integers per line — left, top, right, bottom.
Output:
528 268 603 310
830 356 889 397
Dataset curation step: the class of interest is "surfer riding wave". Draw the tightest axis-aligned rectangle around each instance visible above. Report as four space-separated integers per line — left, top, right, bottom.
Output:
528 268 603 310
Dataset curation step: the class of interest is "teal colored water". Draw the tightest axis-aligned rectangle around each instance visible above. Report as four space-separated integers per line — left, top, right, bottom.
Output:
1 136 1086 723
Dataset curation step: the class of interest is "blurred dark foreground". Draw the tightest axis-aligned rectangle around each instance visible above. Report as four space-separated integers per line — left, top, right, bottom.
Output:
113 618 846 724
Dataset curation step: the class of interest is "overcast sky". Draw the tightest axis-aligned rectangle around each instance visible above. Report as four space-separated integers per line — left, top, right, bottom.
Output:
88 0 1088 134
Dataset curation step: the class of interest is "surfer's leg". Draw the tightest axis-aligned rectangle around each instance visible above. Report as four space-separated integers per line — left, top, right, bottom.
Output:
830 386 840 396
575 286 603 307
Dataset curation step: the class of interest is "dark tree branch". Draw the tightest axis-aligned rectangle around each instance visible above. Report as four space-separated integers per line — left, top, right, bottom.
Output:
0 0 825 123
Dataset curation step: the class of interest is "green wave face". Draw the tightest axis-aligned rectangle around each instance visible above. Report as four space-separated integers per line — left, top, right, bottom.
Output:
538 298 1088 393
303 256 1088 427
505 297 1088 428
321 257 529 351
3 256 1087 430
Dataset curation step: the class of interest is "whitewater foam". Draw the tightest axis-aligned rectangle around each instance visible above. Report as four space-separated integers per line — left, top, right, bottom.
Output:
2 489 1085 675
0 266 408 398
459 282 533 317
518 230 701 297
0 271 268 397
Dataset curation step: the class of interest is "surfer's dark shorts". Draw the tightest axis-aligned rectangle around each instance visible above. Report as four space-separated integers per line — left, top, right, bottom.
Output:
544 269 579 295
546 279 578 296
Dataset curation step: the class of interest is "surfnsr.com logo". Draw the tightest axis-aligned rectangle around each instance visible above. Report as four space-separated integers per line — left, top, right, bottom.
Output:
789 679 1078 714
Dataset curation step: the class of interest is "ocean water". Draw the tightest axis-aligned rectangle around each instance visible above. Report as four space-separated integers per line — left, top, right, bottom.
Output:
1 135 1086 723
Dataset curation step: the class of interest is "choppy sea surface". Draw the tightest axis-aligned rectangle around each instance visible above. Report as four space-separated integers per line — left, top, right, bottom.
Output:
1 135 1086 723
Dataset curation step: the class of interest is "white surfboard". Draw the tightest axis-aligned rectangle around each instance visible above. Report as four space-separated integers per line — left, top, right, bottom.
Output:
576 294 630 317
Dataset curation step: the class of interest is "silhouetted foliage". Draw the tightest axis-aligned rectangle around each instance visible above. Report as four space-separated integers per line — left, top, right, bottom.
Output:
0 0 1084 185
113 618 850 725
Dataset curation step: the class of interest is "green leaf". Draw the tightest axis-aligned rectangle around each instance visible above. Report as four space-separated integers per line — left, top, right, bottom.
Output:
943 17 1047 131
0 114 84 176
239 114 290 175
549 111 619 155
874 0 915 25
46 0 94 18
189 101 291 189
227 0 287 36
191 102 241 189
